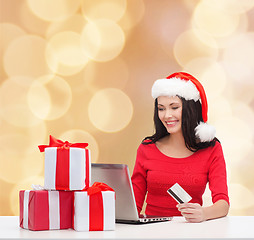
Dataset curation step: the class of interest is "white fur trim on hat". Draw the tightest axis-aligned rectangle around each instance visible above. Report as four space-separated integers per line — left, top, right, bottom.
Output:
195 122 216 142
152 77 200 101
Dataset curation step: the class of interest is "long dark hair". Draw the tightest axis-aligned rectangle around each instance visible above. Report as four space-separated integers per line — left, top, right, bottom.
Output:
142 97 217 151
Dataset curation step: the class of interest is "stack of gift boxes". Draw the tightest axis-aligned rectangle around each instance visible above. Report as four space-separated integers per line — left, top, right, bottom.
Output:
19 135 115 231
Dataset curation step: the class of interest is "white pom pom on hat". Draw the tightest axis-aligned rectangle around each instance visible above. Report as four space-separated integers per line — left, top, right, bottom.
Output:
151 72 216 142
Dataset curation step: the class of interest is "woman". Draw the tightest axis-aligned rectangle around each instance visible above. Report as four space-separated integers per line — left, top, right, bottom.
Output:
131 72 229 223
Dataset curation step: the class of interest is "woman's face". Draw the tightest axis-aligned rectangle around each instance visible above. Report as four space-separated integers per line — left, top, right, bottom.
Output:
157 96 182 135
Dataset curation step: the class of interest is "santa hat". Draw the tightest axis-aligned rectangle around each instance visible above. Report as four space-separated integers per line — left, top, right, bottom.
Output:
151 72 216 142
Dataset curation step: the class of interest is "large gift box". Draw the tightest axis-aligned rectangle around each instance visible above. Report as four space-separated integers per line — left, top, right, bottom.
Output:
39 135 91 191
19 190 74 231
74 182 115 231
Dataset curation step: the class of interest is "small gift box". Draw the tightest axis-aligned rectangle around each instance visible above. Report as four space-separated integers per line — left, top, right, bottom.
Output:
74 182 115 231
19 189 74 231
39 135 91 191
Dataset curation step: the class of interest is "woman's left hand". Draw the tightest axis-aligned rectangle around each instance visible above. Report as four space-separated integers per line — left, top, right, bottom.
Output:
176 203 206 223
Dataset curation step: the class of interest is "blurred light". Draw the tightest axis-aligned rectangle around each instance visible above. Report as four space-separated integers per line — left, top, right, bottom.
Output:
199 62 227 100
173 29 219 67
184 59 227 101
192 1 240 38
230 149 254 188
10 176 44 215
209 97 233 123
27 80 51 119
88 88 133 132
81 19 125 62
0 23 26 52
60 129 99 163
157 1 191 55
184 57 217 78
233 101 254 135
0 120 47 154
20 1 50 36
199 0 254 15
212 13 248 49
26 0 80 22
229 183 254 210
0 149 44 184
82 58 129 91
222 33 254 85
0 23 26 80
0 76 42 127
3 35 52 78
46 14 87 38
215 116 252 166
118 0 145 32
81 0 127 22
28 75 72 120
45 31 89 76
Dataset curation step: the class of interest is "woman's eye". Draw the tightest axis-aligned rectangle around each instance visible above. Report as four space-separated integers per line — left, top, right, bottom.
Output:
172 107 179 110
158 108 164 111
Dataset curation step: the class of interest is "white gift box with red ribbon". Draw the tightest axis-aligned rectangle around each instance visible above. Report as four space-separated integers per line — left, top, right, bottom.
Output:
73 183 115 231
44 147 91 190
39 135 91 191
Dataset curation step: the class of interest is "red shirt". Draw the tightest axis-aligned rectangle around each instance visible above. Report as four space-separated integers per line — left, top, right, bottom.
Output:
131 141 229 217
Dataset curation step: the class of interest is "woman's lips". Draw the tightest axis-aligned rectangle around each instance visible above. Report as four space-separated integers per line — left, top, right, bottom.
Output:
165 120 178 126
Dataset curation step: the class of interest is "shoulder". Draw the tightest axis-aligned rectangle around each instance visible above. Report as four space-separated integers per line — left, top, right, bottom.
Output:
209 140 223 154
196 140 224 158
200 140 223 152
139 141 155 150
137 141 157 157
197 141 225 167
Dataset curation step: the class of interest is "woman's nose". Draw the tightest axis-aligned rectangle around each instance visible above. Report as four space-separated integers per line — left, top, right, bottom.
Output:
165 110 172 118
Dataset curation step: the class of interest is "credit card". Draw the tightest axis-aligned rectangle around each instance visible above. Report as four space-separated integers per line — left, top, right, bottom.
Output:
167 183 192 204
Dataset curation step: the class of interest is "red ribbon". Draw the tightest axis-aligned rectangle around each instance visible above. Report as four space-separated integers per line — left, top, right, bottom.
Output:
38 135 88 152
87 182 114 195
55 147 70 190
87 182 114 231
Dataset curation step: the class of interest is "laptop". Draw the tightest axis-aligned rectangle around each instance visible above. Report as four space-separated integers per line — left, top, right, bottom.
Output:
91 163 172 224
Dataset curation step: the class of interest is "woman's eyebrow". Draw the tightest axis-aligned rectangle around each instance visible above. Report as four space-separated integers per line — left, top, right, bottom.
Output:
169 102 180 106
158 102 180 106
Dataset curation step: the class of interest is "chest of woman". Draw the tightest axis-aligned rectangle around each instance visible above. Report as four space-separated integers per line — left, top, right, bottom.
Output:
143 155 209 197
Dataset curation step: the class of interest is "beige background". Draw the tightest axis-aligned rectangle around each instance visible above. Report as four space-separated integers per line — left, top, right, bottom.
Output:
1 0 254 216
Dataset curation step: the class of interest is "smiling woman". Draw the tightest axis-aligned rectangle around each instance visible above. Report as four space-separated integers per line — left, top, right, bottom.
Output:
131 72 229 223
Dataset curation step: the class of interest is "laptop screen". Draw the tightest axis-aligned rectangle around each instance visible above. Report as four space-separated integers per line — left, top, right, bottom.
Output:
91 163 140 221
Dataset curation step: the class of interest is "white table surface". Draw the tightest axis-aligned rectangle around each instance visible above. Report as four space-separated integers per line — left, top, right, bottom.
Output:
0 216 254 239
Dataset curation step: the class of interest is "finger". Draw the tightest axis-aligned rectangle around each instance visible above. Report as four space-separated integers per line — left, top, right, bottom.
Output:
181 203 200 209
180 209 196 214
177 204 190 210
185 217 201 223
178 205 198 211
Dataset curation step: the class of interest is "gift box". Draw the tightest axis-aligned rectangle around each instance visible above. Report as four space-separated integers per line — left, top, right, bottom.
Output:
73 182 115 231
39 135 91 191
19 190 74 231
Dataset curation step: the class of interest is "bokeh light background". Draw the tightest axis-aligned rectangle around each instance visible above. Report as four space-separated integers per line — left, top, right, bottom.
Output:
1 0 254 216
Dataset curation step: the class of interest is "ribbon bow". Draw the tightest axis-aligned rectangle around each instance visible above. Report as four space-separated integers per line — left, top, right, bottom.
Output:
38 135 88 152
87 182 114 196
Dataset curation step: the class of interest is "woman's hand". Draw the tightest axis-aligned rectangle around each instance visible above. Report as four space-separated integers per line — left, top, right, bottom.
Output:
176 203 206 223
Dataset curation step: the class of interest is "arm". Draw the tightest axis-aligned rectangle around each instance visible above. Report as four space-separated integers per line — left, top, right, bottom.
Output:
203 199 229 220
131 145 147 214
178 142 230 222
